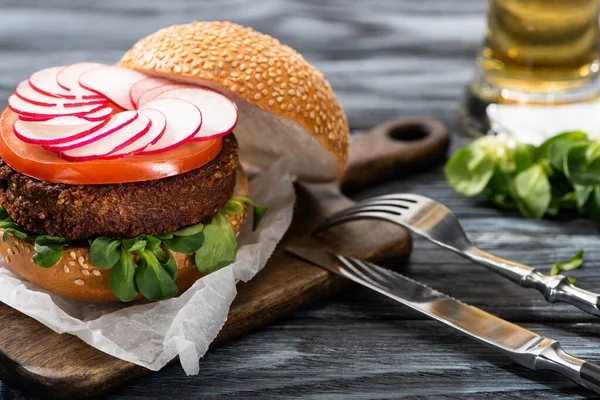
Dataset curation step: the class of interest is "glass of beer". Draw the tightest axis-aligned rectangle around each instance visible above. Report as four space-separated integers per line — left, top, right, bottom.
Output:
461 0 600 138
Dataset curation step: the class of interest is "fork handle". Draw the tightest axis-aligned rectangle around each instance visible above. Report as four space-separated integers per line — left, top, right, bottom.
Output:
464 246 600 317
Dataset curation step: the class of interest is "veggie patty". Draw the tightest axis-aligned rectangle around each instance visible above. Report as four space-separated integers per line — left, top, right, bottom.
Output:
0 134 239 239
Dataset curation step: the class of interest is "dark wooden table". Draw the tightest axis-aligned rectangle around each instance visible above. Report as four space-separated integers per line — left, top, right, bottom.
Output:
1 0 600 398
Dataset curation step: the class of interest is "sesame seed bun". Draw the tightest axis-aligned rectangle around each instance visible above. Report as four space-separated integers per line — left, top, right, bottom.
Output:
119 21 350 182
0 165 248 302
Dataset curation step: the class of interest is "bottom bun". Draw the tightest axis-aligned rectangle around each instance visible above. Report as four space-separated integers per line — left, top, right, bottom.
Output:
0 164 248 302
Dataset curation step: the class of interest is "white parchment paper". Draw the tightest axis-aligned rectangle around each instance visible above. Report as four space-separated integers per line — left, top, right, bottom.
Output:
0 157 296 375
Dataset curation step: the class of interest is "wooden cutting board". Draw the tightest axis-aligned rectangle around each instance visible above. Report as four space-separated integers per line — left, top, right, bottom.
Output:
0 117 449 399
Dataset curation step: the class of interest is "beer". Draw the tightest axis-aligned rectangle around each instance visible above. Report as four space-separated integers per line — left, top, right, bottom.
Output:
462 0 600 137
480 0 599 94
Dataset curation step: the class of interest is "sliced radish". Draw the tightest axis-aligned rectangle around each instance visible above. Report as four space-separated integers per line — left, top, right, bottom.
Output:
33 116 103 126
139 99 202 154
18 115 53 122
45 111 138 151
104 109 167 159
137 84 183 107
56 62 104 92
8 95 105 118
129 77 171 109
29 66 102 100
156 87 238 141
13 117 109 145
16 80 107 108
81 107 114 121
79 66 148 110
60 114 151 161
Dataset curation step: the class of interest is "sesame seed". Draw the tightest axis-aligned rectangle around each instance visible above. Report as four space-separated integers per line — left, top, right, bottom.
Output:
85 253 90 261
25 247 31 254
7 248 14 256
63 265 70 273
74 279 85 286
78 256 85 266
69 261 76 267
185 259 191 268
92 270 101 277
81 263 89 269
4 256 10 263
81 270 90 276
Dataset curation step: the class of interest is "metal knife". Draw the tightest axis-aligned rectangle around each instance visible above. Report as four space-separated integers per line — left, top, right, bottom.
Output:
285 246 600 394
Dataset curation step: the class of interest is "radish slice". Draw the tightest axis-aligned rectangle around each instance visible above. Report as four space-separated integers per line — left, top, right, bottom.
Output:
16 80 107 108
29 66 102 100
82 107 114 121
34 116 103 125
129 77 170 109
13 117 109 145
57 62 104 92
60 115 151 161
105 109 167 159
45 111 138 151
139 99 202 154
8 95 105 118
156 87 238 141
79 66 148 110
137 84 183 107
18 115 53 122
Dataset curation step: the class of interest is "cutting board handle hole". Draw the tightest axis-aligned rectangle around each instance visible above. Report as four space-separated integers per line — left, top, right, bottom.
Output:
387 123 429 142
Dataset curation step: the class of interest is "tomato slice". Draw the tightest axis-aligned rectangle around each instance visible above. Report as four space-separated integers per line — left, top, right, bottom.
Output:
0 109 223 185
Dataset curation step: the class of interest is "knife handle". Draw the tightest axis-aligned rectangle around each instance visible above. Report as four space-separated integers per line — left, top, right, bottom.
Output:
581 362 600 392
533 341 600 394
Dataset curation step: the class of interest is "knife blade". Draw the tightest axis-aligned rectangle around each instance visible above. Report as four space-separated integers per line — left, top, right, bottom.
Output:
285 246 600 394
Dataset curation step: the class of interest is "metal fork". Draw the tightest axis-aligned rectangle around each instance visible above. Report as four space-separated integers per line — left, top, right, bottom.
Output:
316 193 600 318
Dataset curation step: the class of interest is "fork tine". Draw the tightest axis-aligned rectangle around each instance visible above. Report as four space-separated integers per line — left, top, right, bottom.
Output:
315 210 398 232
326 198 415 219
335 255 391 291
359 193 430 204
349 198 414 210
316 193 436 233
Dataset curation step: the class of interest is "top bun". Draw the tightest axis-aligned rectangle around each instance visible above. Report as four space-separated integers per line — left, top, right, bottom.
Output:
119 21 349 182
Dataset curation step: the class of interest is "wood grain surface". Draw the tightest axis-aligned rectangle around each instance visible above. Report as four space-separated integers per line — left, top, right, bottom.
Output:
1 0 599 399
